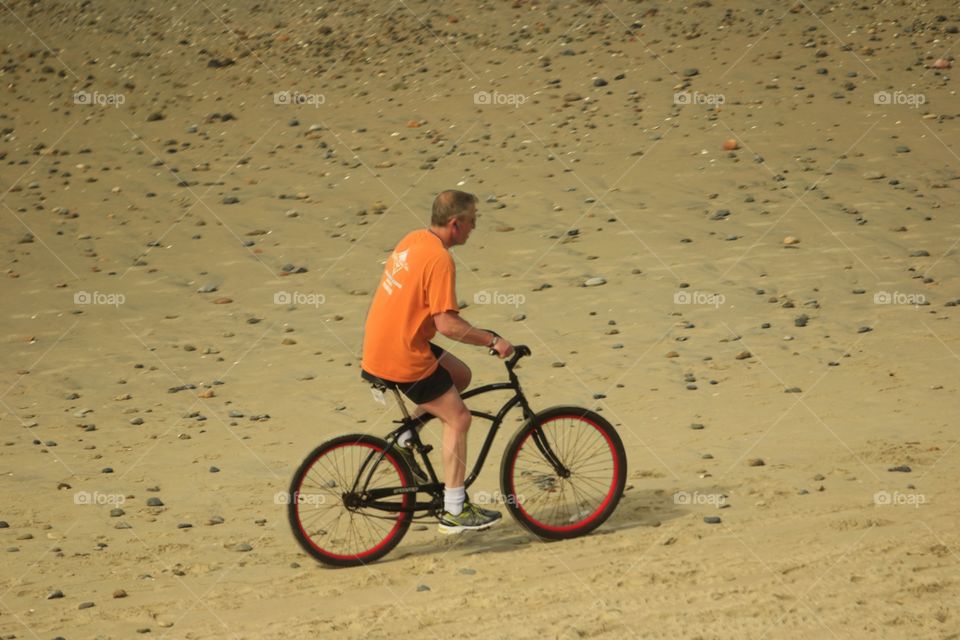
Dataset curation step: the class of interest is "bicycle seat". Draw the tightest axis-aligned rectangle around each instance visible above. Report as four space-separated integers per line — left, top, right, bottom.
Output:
360 369 398 390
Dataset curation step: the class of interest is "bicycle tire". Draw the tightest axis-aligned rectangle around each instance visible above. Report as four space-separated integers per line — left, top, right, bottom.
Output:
288 434 413 567
500 406 626 540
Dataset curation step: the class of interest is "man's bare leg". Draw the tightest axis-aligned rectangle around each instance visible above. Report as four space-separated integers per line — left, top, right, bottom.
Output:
418 385 470 490
419 383 502 531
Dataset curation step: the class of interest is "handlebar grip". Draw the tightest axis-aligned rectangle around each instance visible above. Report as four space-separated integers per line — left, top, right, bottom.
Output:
479 329 531 362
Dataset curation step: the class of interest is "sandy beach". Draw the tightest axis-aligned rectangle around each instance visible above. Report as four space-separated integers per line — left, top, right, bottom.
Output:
1 0 958 637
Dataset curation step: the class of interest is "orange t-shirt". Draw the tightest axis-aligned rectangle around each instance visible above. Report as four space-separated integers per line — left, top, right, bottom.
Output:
361 229 459 382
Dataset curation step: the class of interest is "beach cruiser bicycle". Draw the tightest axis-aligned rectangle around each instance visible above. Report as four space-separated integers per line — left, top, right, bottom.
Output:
288 343 627 566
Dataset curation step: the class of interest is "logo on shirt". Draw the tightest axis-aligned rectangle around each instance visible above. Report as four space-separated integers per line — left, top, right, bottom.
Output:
383 249 409 295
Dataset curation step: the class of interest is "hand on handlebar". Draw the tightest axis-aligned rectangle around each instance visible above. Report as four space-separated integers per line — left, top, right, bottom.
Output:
490 336 515 359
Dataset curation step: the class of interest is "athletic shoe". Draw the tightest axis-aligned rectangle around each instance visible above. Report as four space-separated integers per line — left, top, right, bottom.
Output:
464 493 502 519
437 502 502 534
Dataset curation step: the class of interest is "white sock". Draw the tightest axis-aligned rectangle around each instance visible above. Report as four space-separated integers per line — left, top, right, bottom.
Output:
397 429 415 448
444 486 466 515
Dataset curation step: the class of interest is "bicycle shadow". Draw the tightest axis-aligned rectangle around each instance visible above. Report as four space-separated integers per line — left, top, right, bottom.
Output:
381 488 686 563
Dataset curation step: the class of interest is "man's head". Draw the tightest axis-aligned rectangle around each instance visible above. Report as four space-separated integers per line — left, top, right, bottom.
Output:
431 189 478 247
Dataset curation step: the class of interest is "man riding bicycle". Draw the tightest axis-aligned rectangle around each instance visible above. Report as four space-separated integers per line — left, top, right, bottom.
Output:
361 190 516 534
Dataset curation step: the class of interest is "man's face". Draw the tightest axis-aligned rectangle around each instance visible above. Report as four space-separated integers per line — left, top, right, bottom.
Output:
453 204 477 245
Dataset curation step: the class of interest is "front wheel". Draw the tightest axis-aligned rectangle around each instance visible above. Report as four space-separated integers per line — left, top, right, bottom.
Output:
288 434 413 567
500 406 627 540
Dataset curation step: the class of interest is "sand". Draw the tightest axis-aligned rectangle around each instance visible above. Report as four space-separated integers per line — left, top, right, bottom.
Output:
1 0 958 638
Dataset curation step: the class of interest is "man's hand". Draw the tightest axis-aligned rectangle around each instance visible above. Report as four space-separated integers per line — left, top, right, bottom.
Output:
491 336 515 359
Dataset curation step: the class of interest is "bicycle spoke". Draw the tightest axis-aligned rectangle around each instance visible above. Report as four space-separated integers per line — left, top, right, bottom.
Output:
290 439 412 563
510 414 618 530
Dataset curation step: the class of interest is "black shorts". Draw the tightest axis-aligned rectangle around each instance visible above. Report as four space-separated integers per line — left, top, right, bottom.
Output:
362 343 454 405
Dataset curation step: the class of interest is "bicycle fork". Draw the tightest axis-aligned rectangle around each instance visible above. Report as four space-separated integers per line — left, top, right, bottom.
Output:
513 389 570 479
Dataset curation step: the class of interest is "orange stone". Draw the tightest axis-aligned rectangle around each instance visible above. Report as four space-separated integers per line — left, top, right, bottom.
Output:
932 58 951 69
406 120 422 128
722 139 739 151
197 389 215 398
213 297 233 304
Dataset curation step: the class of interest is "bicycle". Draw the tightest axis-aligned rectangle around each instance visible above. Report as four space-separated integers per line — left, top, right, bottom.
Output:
287 344 627 567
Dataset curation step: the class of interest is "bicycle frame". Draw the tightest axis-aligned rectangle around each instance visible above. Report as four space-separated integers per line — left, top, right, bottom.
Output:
354 347 570 515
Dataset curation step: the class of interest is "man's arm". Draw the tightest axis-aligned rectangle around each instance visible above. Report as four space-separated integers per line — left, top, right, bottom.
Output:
433 311 495 346
434 311 515 358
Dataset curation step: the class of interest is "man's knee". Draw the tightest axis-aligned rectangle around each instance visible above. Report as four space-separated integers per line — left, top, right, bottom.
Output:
446 401 471 432
421 387 471 430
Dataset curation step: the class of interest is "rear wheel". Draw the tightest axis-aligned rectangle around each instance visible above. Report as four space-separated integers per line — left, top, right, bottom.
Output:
500 406 626 540
288 434 413 567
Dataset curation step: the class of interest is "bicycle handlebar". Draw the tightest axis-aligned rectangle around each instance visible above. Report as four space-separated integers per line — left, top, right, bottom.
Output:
506 345 532 369
481 329 530 367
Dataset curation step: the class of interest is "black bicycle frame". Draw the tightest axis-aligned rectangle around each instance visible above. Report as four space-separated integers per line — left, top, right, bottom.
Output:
460 382 529 487
357 385 528 514
358 347 569 513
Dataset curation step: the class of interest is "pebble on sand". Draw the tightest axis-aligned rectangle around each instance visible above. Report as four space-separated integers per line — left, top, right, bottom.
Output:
722 139 739 151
